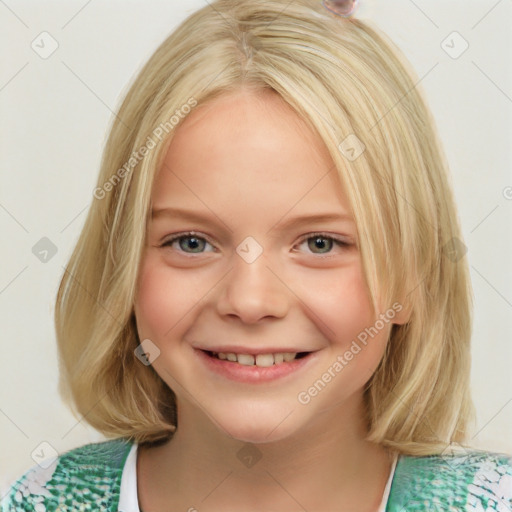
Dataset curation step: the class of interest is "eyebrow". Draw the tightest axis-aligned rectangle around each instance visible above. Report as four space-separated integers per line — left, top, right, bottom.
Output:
268 212 355 232
151 206 354 231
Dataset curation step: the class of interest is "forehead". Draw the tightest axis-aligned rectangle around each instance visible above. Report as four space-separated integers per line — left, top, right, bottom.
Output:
151 89 351 221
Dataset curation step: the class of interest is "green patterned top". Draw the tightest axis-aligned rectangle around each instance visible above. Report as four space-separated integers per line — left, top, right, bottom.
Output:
2 438 512 511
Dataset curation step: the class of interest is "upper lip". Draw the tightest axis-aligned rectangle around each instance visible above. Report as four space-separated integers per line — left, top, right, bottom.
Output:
194 345 315 355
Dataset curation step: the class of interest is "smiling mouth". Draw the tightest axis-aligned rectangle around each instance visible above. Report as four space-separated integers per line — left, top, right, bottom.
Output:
203 350 310 367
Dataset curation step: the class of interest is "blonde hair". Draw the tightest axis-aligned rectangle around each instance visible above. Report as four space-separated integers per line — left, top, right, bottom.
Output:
55 0 475 456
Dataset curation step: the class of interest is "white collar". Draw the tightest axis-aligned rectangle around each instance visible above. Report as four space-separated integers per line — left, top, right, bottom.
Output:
118 443 140 512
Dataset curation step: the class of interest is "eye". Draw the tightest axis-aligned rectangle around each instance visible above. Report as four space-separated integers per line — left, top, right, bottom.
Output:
295 232 351 256
160 232 216 254
159 231 352 257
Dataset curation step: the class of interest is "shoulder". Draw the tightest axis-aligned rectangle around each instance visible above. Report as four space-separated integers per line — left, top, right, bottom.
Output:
1 437 133 512
387 448 512 511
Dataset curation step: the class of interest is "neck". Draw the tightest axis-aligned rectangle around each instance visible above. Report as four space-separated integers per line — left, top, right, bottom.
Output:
137 395 394 512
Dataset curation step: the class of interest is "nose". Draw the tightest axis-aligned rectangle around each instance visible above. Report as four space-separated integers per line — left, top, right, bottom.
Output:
216 248 290 324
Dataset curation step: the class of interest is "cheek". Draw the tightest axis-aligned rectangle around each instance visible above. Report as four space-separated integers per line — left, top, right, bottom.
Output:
134 262 165 339
297 261 375 342
134 254 193 339
299 262 389 381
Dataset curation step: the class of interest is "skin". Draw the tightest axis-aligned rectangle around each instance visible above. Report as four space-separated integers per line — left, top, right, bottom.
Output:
133 88 409 512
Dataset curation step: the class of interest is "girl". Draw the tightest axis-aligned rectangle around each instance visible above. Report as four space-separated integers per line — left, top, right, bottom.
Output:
3 0 511 510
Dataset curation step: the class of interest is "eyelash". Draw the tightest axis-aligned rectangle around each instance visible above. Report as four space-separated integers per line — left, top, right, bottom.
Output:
159 231 351 258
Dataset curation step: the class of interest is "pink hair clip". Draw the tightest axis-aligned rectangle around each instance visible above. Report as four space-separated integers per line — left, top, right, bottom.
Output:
322 0 359 17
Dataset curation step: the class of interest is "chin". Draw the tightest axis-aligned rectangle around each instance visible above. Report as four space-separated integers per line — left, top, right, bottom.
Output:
211 404 301 444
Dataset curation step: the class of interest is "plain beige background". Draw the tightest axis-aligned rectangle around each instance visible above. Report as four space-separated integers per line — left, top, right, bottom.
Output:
1 0 511 497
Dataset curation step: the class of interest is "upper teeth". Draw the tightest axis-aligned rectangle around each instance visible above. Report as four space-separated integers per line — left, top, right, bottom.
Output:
213 352 298 367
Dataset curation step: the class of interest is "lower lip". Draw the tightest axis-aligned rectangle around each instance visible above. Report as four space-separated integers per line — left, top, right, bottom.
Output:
194 349 318 383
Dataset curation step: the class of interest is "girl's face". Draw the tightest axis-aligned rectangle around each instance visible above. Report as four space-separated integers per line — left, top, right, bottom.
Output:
134 88 404 443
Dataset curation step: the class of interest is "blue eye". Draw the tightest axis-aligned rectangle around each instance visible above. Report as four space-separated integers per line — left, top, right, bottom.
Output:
161 232 215 254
